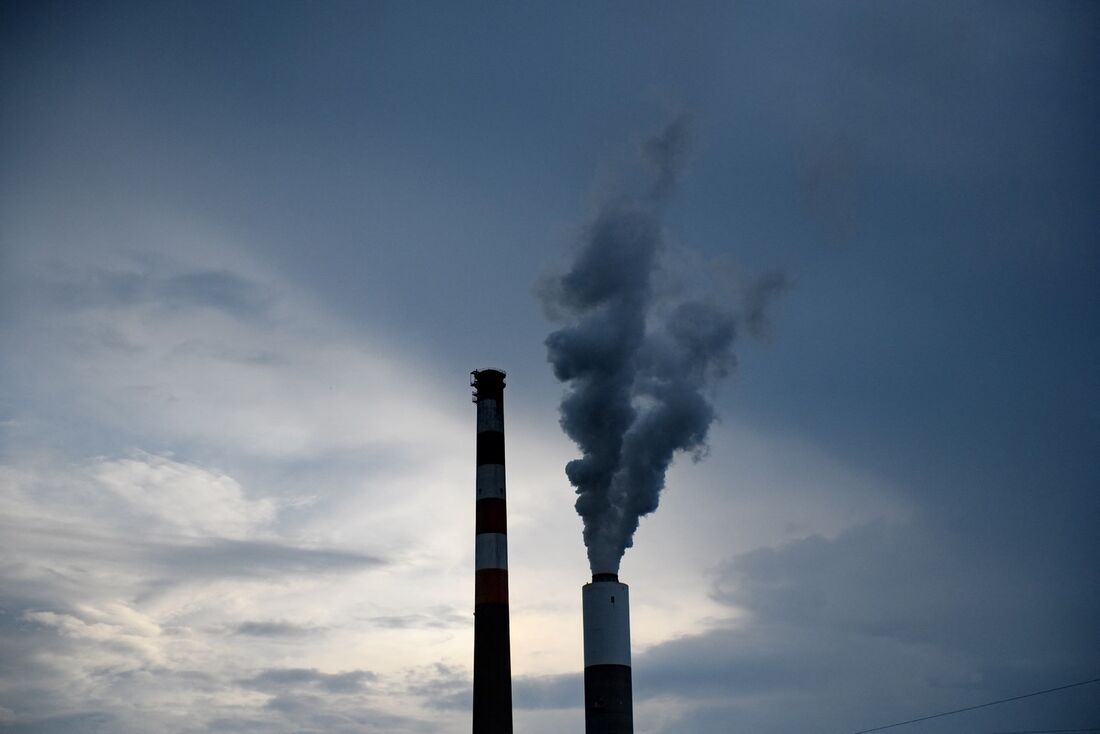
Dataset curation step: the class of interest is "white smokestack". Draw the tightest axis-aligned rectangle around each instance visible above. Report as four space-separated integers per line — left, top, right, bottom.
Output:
582 574 632 734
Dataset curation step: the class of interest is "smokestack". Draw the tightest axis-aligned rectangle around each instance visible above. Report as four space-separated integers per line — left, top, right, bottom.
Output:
471 369 512 734
583 573 632 734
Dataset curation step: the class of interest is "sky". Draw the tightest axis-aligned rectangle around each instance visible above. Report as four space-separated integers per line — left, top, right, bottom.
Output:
0 1 1097 733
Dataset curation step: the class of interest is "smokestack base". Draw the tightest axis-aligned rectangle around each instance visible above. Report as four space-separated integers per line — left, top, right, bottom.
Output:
584 665 633 734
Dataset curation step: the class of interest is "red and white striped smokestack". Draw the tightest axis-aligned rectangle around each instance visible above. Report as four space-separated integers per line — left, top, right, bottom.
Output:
471 369 512 734
583 573 633 734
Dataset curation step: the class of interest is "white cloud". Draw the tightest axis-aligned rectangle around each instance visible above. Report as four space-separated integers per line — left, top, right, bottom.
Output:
23 604 163 666
0 217 479 732
92 454 276 538
4 209 467 464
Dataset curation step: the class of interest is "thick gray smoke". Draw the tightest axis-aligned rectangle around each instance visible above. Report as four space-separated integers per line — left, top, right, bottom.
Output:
543 119 776 574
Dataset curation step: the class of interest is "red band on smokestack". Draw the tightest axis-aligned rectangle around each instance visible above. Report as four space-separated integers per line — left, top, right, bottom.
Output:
475 569 509 605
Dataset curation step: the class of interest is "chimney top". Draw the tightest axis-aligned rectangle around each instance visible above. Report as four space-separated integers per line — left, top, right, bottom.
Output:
471 369 506 402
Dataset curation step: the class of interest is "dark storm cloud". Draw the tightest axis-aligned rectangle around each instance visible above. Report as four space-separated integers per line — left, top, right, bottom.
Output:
518 516 1098 727
544 120 782 573
714 521 1099 665
707 1 1100 518
627 517 1100 733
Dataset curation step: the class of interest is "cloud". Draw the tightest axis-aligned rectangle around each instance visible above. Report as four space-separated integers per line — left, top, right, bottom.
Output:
241 667 377 694
713 520 1098 659
0 711 121 734
0 228 478 733
513 672 582 710
145 537 386 581
798 132 865 246
91 454 277 539
4 236 466 462
158 270 272 317
254 694 430 734
2 6 1091 731
4 525 385 604
366 606 467 630
48 265 271 320
402 663 469 710
233 621 325 638
0 455 386 597
22 604 164 669
0 450 410 733
642 113 692 201
627 517 1100 733
741 270 791 341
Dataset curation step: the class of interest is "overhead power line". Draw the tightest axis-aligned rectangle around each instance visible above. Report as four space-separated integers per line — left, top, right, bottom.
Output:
852 676 1100 734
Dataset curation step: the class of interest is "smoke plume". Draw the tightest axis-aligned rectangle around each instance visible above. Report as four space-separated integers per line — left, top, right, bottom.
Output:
543 119 779 574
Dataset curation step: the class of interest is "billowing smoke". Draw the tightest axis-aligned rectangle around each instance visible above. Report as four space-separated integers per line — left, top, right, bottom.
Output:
543 119 782 574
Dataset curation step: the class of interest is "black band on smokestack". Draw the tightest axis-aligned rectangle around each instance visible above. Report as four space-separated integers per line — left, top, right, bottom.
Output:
585 666 633 734
471 369 512 734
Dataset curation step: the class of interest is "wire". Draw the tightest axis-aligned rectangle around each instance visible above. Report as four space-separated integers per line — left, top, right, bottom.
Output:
852 677 1100 734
